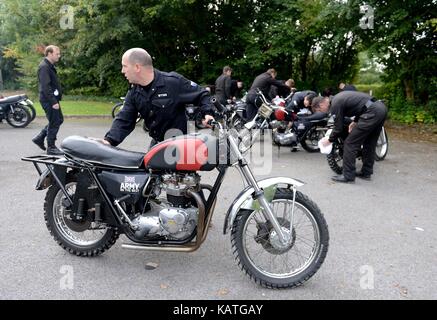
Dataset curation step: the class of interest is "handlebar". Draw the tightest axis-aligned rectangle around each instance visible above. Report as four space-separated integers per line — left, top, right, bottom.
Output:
211 97 227 114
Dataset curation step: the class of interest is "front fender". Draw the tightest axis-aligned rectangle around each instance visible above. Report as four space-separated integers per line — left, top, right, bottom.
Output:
223 176 304 234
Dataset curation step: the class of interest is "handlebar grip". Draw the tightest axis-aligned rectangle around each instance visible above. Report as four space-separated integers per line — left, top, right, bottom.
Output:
211 97 227 113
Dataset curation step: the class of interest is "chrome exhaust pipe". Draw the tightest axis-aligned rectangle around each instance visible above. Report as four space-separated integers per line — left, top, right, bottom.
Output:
122 188 209 252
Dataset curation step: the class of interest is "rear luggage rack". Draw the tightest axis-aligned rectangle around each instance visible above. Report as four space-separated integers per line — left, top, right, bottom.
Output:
21 155 79 175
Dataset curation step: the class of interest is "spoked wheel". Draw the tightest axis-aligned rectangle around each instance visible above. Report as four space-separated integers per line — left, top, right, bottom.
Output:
231 189 329 289
22 103 36 122
44 175 119 256
375 127 388 161
300 127 326 153
327 142 343 174
6 105 31 128
112 102 142 124
111 102 123 118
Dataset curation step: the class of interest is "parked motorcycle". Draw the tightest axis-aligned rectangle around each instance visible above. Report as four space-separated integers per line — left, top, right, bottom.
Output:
111 97 142 124
22 97 329 289
0 94 33 128
240 90 329 152
325 116 389 174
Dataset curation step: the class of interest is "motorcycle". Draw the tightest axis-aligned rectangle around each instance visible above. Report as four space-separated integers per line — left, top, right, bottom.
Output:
111 97 143 125
22 97 329 289
242 90 329 152
0 94 34 128
325 116 389 174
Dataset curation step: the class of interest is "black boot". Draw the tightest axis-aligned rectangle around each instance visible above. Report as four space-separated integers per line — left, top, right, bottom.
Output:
47 145 63 156
32 132 46 151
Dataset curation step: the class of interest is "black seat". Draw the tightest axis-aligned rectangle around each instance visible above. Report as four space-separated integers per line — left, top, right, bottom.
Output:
61 136 146 168
0 95 27 105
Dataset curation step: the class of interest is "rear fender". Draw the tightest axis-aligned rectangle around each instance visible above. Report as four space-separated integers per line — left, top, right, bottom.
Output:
223 177 305 234
36 158 74 190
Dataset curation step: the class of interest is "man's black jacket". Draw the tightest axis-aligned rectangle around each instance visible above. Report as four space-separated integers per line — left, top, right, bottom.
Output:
38 58 62 105
328 91 373 142
248 72 289 99
215 74 232 104
287 90 316 112
105 69 214 146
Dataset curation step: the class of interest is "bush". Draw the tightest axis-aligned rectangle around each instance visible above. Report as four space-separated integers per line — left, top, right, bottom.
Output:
387 94 437 124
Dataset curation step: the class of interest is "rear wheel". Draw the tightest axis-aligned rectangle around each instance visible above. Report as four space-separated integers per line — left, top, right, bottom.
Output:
231 189 329 289
300 127 326 153
44 174 119 256
6 105 31 128
375 127 388 161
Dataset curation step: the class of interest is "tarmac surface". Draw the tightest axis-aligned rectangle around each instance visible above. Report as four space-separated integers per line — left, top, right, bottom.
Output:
1 117 436 300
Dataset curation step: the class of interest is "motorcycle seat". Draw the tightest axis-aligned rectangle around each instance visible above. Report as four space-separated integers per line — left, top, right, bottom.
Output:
0 94 28 105
61 136 146 168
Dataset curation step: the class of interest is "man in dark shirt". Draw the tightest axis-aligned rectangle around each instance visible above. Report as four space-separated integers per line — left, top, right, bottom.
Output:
214 66 233 105
102 48 215 148
286 90 317 114
245 69 291 120
321 91 387 183
32 45 64 155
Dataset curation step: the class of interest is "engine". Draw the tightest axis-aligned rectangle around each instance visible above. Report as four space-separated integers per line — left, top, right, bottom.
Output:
131 173 201 240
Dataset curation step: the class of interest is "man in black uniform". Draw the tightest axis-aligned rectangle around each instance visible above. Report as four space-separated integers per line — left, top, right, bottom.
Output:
286 90 317 114
245 68 291 120
102 48 215 148
339 82 357 91
32 45 64 155
321 91 387 183
214 66 233 105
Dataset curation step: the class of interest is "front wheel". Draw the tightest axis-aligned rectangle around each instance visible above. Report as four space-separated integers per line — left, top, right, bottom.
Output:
111 102 123 118
327 141 343 174
6 105 31 128
231 189 329 289
44 174 119 256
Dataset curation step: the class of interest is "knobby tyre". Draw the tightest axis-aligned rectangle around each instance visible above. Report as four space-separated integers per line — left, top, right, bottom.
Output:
327 142 343 174
44 174 119 256
231 189 329 288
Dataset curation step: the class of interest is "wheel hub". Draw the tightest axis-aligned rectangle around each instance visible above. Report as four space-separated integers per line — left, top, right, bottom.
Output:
255 218 296 255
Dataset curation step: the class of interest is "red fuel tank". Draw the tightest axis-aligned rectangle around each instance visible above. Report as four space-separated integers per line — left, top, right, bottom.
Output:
143 133 219 171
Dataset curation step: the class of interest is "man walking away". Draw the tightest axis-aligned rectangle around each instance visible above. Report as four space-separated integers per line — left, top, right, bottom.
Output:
32 45 64 155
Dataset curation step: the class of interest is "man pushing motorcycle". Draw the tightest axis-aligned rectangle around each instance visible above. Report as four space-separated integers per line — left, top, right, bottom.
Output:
100 48 215 148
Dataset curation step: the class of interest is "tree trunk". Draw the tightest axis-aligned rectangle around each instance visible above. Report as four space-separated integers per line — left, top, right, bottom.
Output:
404 79 414 101
0 68 4 91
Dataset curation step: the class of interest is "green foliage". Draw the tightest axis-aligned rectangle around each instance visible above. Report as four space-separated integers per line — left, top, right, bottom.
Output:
0 0 435 116
387 93 437 125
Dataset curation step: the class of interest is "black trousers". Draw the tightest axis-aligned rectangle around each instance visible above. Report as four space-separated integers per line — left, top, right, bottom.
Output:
245 94 262 121
343 101 387 180
40 101 64 146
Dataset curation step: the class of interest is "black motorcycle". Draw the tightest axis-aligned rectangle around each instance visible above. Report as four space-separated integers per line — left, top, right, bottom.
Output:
0 94 34 128
325 116 389 174
22 97 329 289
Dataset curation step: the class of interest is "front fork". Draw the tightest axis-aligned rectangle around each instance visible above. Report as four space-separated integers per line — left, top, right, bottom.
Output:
228 135 291 245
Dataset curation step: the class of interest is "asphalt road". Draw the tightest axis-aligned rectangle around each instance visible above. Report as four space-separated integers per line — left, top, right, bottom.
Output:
1 117 436 300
